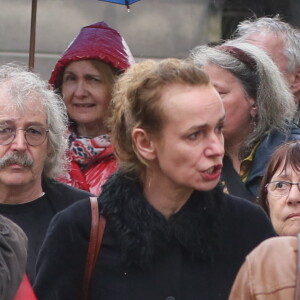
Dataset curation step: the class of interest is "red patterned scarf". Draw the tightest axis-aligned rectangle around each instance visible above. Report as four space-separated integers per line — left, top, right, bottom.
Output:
68 131 111 170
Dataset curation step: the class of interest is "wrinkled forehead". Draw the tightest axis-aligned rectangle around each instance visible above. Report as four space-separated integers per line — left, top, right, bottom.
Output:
0 85 47 119
244 32 287 63
244 30 284 46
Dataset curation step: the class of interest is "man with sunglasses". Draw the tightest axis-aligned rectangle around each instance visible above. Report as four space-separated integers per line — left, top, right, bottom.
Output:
0 64 91 284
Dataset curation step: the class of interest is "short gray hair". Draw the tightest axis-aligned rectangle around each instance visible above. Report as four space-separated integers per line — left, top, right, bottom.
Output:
233 16 300 73
0 64 68 178
190 41 296 155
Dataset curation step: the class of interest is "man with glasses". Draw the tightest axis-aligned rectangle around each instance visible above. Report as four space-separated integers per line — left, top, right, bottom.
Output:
0 64 91 284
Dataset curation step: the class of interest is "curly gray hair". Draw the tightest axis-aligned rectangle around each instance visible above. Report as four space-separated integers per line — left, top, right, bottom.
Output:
189 41 296 155
233 16 300 73
0 64 69 178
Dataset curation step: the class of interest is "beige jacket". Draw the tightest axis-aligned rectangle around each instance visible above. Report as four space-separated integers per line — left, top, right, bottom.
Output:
229 236 298 300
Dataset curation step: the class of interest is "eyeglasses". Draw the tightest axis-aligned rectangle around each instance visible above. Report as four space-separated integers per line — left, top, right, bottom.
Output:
265 181 300 197
0 126 49 146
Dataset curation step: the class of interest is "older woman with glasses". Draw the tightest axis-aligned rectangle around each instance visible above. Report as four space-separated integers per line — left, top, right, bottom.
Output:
258 140 300 236
227 140 300 300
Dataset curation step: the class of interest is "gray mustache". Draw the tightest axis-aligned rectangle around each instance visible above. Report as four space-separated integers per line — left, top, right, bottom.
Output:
0 152 34 169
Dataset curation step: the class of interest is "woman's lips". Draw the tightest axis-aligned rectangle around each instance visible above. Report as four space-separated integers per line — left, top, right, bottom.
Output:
287 213 300 220
74 103 95 108
201 164 223 181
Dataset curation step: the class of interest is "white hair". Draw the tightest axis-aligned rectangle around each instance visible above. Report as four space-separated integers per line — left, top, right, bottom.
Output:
233 16 300 73
0 64 69 178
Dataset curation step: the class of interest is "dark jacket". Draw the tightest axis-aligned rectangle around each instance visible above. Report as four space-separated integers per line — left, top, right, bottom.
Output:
34 173 275 300
0 178 92 284
42 178 93 211
222 123 300 201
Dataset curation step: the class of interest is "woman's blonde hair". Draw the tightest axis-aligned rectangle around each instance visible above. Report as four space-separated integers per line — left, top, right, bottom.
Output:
109 58 210 179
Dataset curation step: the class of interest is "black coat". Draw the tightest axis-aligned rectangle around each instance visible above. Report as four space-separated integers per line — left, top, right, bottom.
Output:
0 178 92 283
42 178 93 211
34 173 275 300
221 123 300 201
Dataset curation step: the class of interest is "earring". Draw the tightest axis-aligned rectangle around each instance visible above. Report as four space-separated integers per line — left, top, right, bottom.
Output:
251 115 257 132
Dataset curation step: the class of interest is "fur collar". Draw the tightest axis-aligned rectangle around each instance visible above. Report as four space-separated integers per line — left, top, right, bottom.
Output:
99 172 227 269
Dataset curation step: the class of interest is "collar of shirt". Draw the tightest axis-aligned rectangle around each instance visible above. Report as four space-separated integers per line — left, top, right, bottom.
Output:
240 142 260 182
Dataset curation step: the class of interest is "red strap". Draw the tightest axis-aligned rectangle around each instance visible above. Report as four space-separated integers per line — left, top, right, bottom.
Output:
79 197 106 300
13 274 37 300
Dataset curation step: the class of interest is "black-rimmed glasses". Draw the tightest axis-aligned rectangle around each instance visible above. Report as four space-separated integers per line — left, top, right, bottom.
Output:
0 126 49 146
265 181 300 197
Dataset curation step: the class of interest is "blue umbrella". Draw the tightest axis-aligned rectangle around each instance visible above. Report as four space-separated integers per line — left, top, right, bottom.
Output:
98 0 140 10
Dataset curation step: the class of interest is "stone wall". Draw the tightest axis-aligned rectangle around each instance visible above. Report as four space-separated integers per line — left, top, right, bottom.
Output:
0 0 210 80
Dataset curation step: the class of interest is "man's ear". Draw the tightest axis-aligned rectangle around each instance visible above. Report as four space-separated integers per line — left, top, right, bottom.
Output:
132 128 156 161
290 68 300 99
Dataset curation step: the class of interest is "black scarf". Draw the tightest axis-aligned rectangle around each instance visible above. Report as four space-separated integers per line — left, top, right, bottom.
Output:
99 172 228 269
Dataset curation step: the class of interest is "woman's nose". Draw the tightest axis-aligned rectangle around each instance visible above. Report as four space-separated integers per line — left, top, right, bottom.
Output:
206 134 225 157
74 81 88 97
287 184 300 205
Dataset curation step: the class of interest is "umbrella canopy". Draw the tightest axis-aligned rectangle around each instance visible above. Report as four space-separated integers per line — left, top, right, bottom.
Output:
28 0 140 71
98 0 140 9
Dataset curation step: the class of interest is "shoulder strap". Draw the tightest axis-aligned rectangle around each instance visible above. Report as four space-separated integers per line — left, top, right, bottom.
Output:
295 234 300 300
79 196 106 300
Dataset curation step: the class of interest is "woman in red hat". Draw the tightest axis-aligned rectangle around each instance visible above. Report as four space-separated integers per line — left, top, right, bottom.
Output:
50 22 134 195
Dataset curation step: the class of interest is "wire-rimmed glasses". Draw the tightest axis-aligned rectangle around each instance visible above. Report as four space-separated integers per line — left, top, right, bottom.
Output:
265 181 300 197
0 126 49 146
